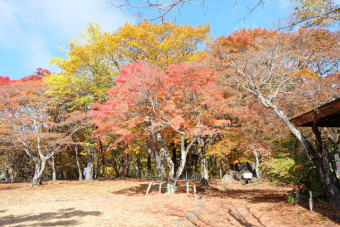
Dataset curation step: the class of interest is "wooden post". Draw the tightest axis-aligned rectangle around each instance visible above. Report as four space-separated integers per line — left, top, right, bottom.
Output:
145 182 152 197
309 191 313 212
193 185 197 199
186 171 187 179
186 181 189 194
159 183 162 194
167 183 171 197
296 190 299 203
220 169 222 181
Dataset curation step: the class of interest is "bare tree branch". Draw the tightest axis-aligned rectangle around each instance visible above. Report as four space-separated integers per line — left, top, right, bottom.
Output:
111 0 269 22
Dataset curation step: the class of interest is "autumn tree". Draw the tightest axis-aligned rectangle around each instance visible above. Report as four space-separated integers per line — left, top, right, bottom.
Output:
45 24 118 180
0 76 21 182
0 74 83 185
46 21 211 180
290 0 340 28
92 62 227 191
105 21 210 68
211 27 340 203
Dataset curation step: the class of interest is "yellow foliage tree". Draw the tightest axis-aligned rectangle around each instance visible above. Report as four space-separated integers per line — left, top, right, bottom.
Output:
45 21 211 180
291 0 339 27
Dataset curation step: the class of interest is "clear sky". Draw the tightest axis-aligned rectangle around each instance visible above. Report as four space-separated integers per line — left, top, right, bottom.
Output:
0 0 295 79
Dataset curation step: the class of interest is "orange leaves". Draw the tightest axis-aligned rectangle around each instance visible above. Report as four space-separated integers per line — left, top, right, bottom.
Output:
92 61 226 144
214 28 277 55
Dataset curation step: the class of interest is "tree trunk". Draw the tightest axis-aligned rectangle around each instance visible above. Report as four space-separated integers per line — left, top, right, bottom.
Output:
9 167 16 183
258 94 340 205
113 157 121 177
84 116 95 181
312 123 339 204
50 155 56 181
99 139 106 177
135 153 142 178
198 138 209 186
162 147 177 193
75 145 82 181
153 149 165 180
31 159 46 186
194 154 198 173
123 142 128 177
187 150 193 175
253 150 261 178
172 146 177 177
161 133 196 193
95 151 100 179
147 149 152 174
86 145 94 181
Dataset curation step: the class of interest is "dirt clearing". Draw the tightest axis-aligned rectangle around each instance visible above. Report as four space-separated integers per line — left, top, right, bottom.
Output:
0 179 339 226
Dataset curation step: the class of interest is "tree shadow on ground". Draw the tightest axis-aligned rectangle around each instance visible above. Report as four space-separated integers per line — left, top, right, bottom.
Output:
201 184 340 224
111 182 151 195
108 178 340 225
96 177 152 182
145 206 214 227
110 179 194 196
0 208 102 226
219 207 267 227
298 200 340 224
200 187 286 203
0 185 21 191
142 194 267 227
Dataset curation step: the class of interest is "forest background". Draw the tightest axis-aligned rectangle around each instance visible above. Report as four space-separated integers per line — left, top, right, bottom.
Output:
0 0 339 205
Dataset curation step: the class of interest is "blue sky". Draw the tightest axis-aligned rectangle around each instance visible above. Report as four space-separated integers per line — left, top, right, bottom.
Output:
0 0 294 79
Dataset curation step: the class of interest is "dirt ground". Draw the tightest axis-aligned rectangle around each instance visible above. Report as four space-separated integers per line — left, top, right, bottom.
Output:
0 178 339 227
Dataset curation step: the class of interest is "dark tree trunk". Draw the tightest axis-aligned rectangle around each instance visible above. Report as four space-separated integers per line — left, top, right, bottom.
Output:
312 123 339 204
123 142 128 177
194 154 198 173
99 139 106 177
135 153 142 177
172 146 177 177
187 149 193 175
147 149 152 173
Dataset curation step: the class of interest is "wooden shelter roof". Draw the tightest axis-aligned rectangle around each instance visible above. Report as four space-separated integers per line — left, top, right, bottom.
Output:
290 98 340 127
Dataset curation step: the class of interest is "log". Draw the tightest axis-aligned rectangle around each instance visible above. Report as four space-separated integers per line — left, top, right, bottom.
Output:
145 182 152 197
